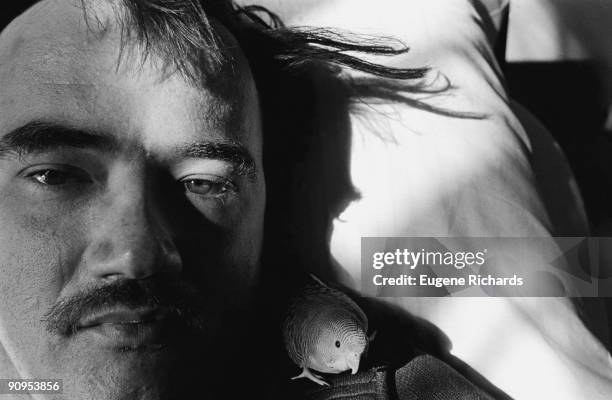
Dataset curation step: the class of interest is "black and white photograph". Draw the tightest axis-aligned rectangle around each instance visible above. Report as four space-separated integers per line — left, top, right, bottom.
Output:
1 0 612 399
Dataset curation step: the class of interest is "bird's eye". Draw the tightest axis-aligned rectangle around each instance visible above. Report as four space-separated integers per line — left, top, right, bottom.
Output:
335 340 341 348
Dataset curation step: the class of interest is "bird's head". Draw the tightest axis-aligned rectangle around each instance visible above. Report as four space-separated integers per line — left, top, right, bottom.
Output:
316 319 368 374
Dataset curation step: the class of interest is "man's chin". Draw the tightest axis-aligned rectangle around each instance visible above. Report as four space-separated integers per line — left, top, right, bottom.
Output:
59 341 216 400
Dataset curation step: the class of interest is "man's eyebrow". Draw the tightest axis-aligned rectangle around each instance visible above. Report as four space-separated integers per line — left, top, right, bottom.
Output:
0 121 258 180
178 140 258 181
0 121 119 158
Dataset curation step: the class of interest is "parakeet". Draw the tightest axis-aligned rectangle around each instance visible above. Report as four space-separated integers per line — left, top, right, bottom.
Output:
283 274 371 386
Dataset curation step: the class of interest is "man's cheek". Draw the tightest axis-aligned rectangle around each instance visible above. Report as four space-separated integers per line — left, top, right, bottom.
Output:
0 219 72 374
227 183 265 269
0 210 81 323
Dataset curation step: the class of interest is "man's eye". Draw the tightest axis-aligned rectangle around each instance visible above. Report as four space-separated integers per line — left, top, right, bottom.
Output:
182 178 236 197
26 168 90 186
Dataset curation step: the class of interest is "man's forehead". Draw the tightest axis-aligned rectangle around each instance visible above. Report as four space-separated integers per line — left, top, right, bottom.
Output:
0 0 112 63
0 0 260 152
0 0 246 95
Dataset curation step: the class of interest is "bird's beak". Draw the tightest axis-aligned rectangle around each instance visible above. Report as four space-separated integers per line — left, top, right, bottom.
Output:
347 354 360 374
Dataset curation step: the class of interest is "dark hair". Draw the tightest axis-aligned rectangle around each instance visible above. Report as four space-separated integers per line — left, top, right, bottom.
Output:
1 0 475 117
77 1 426 81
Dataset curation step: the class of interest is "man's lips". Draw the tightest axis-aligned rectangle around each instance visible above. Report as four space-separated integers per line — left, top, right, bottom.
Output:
77 307 170 329
75 307 177 348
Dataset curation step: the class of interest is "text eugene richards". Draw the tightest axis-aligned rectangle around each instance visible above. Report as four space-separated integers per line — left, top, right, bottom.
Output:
370 249 524 288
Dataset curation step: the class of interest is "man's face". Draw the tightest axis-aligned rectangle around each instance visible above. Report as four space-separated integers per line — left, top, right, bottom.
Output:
0 1 265 398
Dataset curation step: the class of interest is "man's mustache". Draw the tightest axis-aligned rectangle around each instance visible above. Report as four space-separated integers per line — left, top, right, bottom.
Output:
43 278 209 336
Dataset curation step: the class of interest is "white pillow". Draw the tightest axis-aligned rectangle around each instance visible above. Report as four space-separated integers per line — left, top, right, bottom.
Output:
239 1 612 399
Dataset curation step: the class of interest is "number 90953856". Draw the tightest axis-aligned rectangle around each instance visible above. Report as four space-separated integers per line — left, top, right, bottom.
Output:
0 379 62 394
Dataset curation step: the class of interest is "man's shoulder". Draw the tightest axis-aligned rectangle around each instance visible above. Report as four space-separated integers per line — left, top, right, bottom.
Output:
393 354 497 400
291 354 499 400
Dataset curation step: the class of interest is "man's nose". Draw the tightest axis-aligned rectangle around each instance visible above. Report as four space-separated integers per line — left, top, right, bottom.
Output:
83 184 182 280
